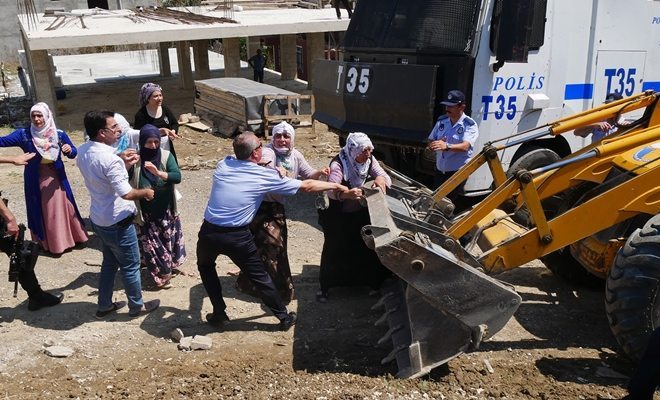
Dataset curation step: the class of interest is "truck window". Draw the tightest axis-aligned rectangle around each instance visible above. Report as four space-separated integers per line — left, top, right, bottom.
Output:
343 0 482 54
489 0 548 53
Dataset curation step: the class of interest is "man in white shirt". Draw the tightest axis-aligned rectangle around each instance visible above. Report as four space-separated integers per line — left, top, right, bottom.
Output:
78 110 159 319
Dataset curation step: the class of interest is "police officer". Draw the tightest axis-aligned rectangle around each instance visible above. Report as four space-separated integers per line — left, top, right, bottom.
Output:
0 194 63 311
427 89 479 202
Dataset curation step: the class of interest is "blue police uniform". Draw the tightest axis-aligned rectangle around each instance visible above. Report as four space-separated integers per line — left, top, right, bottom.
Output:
197 156 302 325
427 113 479 173
590 123 619 144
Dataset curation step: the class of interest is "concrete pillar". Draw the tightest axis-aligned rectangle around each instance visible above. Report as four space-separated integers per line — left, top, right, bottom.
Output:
158 42 171 77
306 32 325 89
280 34 297 80
223 37 241 77
193 40 210 80
28 49 57 113
246 36 261 60
176 41 193 89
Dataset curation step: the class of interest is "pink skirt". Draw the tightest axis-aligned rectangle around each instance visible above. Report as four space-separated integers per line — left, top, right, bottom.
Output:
32 163 88 254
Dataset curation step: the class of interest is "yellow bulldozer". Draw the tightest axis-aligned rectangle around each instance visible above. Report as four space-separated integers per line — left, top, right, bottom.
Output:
362 90 660 378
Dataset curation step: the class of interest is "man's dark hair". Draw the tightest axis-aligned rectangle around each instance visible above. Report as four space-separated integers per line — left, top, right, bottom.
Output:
84 110 115 140
233 132 259 160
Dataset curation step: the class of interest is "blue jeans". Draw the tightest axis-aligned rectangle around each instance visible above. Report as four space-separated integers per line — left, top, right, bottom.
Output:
91 221 144 312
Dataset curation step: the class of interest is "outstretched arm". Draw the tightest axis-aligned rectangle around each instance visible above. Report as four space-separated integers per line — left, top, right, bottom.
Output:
298 179 346 193
0 153 36 165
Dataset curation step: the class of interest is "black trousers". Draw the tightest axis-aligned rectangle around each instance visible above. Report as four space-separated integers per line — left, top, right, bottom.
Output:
627 327 660 399
334 0 353 18
0 236 42 299
432 169 465 204
196 220 288 320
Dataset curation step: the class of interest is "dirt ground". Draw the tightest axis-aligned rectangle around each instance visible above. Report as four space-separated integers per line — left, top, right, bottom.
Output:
0 70 651 399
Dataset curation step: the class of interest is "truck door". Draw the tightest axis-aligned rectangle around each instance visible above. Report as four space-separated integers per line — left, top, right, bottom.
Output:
593 51 646 108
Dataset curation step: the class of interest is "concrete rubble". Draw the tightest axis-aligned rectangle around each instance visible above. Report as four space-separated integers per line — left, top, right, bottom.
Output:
176 334 212 351
43 345 74 358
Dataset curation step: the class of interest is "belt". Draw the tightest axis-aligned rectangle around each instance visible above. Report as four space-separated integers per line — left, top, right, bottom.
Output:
202 220 249 232
113 214 135 228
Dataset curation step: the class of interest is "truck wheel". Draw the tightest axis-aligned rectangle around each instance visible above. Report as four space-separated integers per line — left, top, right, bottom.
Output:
506 148 601 287
506 147 560 178
605 214 660 362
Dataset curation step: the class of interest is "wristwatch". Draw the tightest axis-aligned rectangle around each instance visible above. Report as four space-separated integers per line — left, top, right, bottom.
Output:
445 143 451 151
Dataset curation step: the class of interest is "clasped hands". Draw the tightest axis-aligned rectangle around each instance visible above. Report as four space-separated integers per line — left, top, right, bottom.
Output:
428 139 449 152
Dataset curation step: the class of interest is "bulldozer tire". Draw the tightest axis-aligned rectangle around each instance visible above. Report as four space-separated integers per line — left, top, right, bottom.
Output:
505 148 602 287
605 214 660 362
540 250 603 288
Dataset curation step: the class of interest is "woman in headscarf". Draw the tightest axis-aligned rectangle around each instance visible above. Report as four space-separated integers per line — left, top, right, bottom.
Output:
134 82 179 159
84 112 139 154
130 124 186 289
0 102 88 255
235 121 328 303
316 132 392 302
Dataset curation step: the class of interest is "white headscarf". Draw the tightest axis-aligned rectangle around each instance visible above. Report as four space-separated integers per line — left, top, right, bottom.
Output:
113 113 140 154
269 121 296 173
339 132 374 188
29 102 60 161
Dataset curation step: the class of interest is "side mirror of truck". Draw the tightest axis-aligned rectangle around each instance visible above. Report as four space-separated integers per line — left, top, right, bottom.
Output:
490 0 536 72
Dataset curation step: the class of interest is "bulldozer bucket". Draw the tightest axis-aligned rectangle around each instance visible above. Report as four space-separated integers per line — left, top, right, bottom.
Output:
362 188 521 378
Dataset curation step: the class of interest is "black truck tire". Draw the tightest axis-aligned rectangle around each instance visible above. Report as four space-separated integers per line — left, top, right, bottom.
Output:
507 147 560 178
605 214 660 362
506 148 601 286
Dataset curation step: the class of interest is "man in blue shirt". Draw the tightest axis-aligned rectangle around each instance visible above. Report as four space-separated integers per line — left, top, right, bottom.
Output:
248 49 267 83
198 132 354 331
574 92 626 144
427 89 479 202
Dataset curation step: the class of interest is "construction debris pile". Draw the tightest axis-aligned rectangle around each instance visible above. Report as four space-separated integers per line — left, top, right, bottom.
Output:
130 6 237 24
39 6 238 31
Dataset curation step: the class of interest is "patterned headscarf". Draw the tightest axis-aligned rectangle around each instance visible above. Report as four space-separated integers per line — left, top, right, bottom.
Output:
268 121 296 172
29 102 59 161
338 132 374 188
138 82 162 108
139 124 162 185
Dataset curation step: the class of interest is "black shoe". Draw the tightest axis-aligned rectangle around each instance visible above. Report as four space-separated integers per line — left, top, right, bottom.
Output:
128 299 160 317
27 291 64 311
95 301 127 319
206 311 230 327
316 290 328 303
278 312 297 332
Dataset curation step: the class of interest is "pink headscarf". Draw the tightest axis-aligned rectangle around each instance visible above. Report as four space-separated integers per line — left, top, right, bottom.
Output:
29 102 60 161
